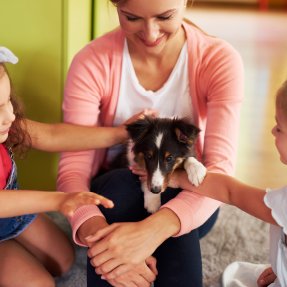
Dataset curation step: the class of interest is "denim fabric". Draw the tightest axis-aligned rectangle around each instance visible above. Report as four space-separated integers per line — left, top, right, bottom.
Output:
87 168 219 287
0 150 37 242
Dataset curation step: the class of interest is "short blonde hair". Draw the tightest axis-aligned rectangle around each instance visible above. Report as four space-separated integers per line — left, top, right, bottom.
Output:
276 80 287 120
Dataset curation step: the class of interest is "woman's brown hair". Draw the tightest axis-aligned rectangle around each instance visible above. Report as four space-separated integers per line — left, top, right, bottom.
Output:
0 64 31 156
110 0 193 6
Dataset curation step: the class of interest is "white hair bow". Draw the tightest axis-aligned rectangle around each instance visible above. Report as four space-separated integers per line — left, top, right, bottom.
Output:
0 47 18 64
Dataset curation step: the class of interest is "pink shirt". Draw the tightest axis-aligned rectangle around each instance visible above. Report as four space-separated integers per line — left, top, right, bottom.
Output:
58 21 244 245
0 144 12 189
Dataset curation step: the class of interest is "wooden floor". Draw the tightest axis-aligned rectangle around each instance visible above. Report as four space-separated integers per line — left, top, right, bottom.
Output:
185 6 287 188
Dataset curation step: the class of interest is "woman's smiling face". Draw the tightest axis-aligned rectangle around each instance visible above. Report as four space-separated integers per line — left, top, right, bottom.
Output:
117 0 187 54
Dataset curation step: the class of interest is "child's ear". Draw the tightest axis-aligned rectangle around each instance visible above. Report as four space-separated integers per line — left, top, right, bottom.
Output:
125 116 154 142
174 119 200 145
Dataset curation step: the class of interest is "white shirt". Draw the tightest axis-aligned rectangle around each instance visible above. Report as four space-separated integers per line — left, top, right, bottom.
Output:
264 186 287 287
221 187 287 287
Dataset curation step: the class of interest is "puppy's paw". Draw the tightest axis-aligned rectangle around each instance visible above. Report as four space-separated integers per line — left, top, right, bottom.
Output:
144 192 161 213
184 157 207 186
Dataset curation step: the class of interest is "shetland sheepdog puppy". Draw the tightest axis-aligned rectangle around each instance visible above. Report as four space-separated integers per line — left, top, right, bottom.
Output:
126 116 207 213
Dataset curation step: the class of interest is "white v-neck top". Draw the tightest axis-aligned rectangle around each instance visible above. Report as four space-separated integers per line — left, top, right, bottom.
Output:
107 40 192 162
113 39 191 124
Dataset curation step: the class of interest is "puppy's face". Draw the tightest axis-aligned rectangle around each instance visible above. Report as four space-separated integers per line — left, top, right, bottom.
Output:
126 117 200 194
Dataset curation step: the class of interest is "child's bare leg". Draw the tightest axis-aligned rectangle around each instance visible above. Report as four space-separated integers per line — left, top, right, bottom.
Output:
16 214 74 276
0 240 55 287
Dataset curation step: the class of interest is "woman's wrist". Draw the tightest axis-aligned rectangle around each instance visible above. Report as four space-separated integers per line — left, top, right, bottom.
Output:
77 216 108 245
143 208 181 245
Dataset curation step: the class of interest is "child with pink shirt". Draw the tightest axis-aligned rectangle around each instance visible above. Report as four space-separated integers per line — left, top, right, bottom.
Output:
0 46 149 287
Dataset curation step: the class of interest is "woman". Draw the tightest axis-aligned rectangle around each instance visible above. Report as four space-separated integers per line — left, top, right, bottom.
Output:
57 0 244 286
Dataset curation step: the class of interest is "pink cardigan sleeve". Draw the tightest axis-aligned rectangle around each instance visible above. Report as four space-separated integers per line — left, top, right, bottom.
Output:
162 27 244 236
57 43 111 245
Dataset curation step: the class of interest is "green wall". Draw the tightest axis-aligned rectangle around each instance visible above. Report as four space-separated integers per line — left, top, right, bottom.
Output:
93 1 119 37
0 0 118 190
0 0 91 190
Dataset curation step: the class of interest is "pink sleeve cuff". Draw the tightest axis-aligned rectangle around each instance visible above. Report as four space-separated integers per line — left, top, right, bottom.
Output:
161 190 222 237
69 205 104 246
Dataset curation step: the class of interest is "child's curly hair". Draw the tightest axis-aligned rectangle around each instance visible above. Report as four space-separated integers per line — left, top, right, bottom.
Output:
0 64 31 156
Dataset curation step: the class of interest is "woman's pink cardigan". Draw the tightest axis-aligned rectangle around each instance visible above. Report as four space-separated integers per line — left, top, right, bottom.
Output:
57 22 244 246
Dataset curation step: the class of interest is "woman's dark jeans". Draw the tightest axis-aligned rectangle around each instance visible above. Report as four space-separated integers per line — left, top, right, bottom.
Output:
87 168 219 287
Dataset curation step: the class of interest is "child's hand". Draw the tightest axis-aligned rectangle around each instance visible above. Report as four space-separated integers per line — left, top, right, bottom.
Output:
168 170 182 189
129 164 147 181
116 109 158 144
123 109 158 126
130 164 183 188
59 192 114 218
257 266 276 287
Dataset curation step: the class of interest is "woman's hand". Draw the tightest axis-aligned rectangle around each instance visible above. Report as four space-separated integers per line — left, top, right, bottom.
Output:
85 209 180 280
77 218 156 287
104 257 157 287
86 221 159 277
58 192 114 219
257 267 277 287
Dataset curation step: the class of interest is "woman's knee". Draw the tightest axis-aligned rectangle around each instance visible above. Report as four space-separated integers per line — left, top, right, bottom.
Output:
198 208 220 238
154 230 203 287
91 168 140 195
91 169 148 222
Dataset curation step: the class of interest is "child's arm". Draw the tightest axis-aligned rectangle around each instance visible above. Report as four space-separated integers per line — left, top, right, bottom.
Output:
24 120 127 152
172 171 276 225
24 110 157 152
0 190 114 218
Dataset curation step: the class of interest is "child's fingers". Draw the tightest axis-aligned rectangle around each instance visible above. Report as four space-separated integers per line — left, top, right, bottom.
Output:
257 267 276 287
93 194 114 208
129 165 147 176
142 109 158 118
124 109 158 125
80 193 114 208
61 192 114 218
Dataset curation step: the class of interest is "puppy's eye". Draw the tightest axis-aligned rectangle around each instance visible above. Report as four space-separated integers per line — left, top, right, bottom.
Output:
166 155 174 163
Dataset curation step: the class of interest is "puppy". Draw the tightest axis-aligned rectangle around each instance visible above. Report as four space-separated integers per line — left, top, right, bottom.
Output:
126 116 207 213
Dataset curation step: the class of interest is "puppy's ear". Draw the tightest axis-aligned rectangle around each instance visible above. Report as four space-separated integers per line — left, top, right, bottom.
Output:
126 116 153 142
174 119 200 145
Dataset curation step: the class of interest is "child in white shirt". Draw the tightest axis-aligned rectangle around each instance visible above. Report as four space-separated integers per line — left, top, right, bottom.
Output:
168 80 287 287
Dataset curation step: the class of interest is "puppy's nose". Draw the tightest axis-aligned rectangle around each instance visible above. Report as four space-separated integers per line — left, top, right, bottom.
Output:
151 186 162 194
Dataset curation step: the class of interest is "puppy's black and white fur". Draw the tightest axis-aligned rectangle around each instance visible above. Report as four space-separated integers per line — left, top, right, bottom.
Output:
126 116 207 213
